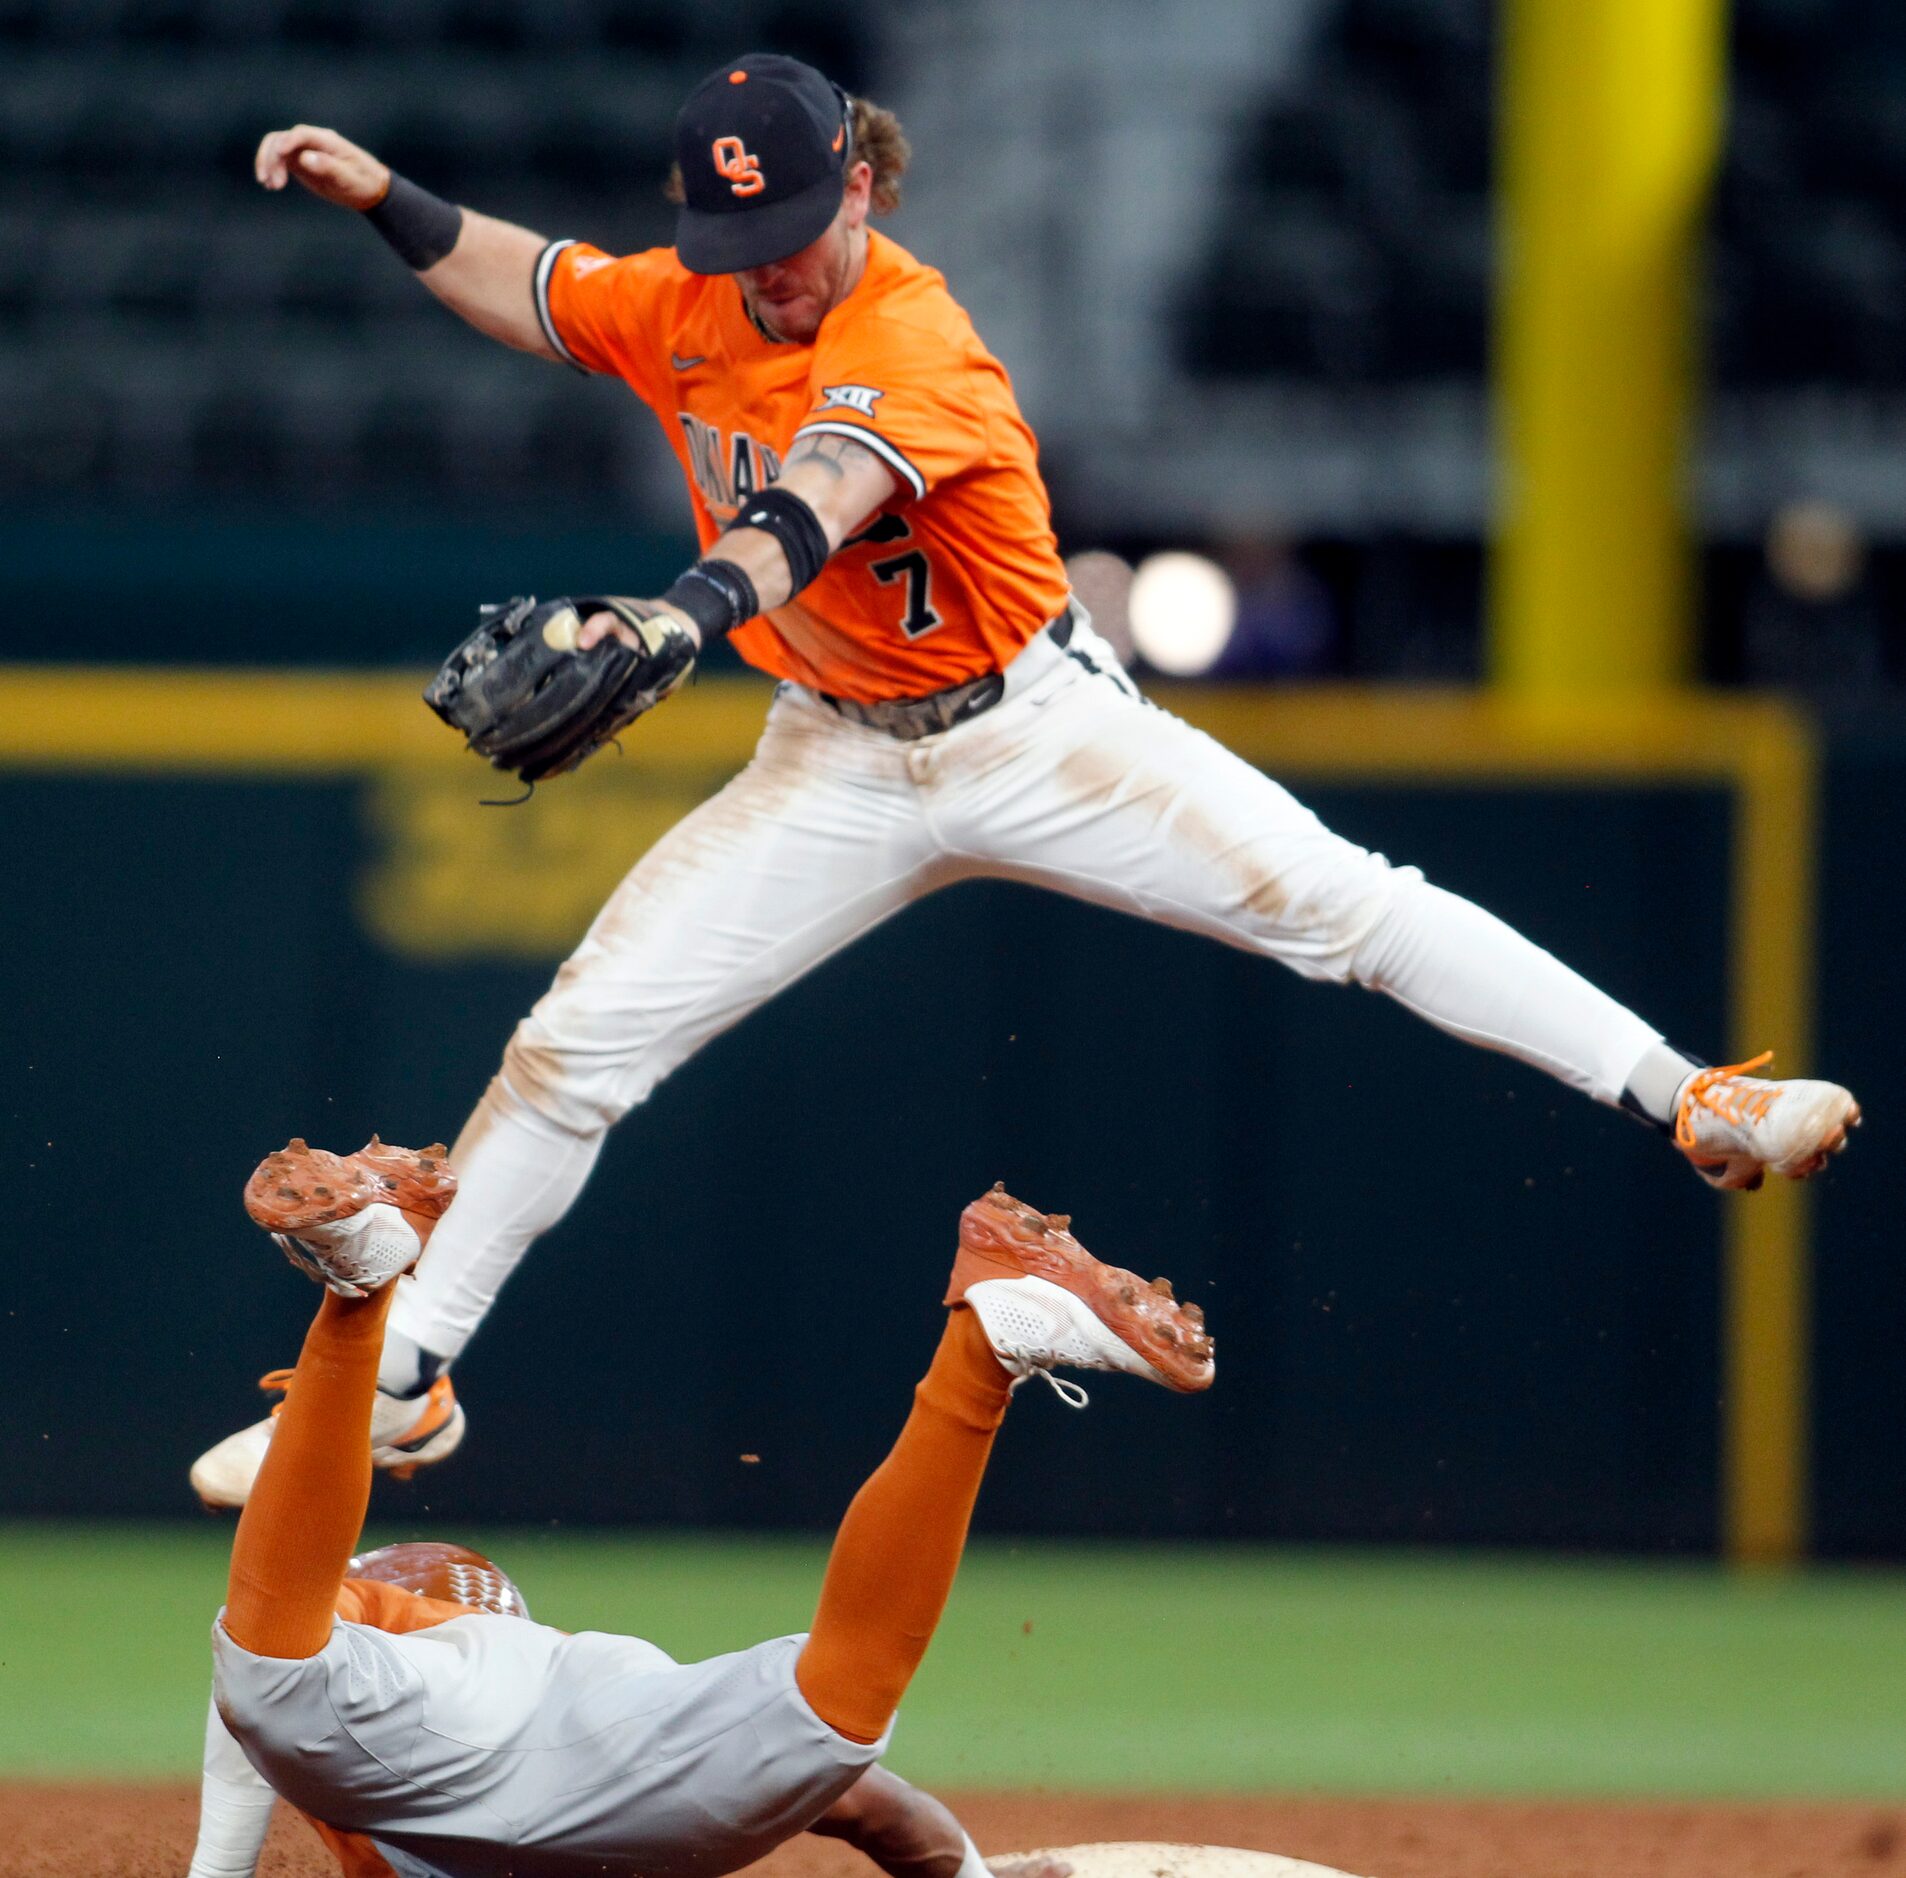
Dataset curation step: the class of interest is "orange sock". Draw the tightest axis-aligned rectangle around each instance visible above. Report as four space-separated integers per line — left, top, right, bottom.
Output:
223 1285 396 1659
796 1308 1013 1743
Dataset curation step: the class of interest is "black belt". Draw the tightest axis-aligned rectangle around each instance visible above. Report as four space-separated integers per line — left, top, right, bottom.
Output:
818 609 1075 741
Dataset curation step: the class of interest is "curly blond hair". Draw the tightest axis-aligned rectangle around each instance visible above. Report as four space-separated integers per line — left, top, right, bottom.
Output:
666 97 910 216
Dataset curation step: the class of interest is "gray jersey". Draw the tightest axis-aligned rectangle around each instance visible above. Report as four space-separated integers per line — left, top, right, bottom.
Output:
212 1610 887 1878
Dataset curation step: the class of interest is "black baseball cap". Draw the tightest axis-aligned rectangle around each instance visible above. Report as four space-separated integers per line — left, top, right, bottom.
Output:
673 53 855 274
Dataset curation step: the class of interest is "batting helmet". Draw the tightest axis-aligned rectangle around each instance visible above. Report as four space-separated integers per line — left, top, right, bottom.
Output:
346 1541 531 1619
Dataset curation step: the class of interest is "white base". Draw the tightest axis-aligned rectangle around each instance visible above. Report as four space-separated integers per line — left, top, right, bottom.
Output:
1016 1844 1368 1878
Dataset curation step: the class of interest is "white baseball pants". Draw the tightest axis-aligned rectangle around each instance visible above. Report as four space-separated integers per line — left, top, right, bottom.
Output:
391 622 1662 1361
212 1618 881 1878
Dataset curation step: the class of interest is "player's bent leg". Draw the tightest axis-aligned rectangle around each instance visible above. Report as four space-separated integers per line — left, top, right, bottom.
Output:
795 1187 1212 1745
193 699 944 1507
384 1069 607 1372
223 1139 454 1658
387 693 942 1368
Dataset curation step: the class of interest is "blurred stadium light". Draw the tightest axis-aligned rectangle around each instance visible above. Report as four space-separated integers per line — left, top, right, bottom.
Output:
1129 551 1238 676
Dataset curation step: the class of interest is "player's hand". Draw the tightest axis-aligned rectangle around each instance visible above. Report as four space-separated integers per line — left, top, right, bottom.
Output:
427 595 699 782
579 603 702 653
254 124 391 211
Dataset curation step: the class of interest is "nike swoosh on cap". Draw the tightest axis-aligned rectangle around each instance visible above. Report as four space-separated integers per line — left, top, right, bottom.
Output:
671 352 708 371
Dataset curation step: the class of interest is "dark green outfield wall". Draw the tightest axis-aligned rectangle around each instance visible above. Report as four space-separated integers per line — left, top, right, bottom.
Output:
2 516 1890 1554
25 744 1867 1552
1810 730 1906 1558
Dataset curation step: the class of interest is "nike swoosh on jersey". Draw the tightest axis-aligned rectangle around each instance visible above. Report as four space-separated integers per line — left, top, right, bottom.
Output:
670 353 708 371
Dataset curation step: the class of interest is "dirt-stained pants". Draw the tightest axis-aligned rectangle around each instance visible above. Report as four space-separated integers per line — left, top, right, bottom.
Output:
391 621 1661 1362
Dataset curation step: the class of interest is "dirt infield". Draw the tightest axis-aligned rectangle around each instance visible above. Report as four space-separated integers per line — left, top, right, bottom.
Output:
2 1784 1904 1878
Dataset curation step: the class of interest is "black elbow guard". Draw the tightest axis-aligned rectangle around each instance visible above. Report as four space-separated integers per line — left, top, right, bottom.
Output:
723 485 831 595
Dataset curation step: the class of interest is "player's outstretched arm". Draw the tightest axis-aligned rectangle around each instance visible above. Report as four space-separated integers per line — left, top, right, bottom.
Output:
254 124 559 360
577 432 900 654
761 431 906 562
428 433 902 783
186 1694 276 1878
809 1766 1071 1878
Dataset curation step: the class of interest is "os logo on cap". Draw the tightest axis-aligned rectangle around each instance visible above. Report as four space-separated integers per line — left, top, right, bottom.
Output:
673 53 854 274
713 136 765 198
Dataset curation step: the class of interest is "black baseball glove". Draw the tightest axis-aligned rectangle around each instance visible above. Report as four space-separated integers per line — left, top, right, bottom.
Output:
424 595 698 783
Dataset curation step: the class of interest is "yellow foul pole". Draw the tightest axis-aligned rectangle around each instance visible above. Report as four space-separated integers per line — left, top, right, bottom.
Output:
1492 0 1725 693
1495 2 1814 1568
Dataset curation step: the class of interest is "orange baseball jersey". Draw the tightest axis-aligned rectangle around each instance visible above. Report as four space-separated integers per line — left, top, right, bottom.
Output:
534 229 1071 704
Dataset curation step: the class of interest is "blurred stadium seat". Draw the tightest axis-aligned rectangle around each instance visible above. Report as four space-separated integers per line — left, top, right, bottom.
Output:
3 0 1905 679
1176 0 1492 384
1177 0 1906 397
0 0 875 501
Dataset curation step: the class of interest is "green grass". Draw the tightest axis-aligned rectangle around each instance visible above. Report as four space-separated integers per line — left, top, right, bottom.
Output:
4 1523 1905 1799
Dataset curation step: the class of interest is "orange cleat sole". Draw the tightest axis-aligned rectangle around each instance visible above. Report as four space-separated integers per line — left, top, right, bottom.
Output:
244 1136 457 1240
947 1184 1215 1392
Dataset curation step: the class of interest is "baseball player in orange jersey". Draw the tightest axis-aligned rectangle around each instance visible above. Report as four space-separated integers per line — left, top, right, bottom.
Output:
187 1137 1210 1878
192 53 1858 1505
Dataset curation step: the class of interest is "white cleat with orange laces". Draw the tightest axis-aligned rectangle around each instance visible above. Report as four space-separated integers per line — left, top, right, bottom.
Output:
1673 1052 1861 1191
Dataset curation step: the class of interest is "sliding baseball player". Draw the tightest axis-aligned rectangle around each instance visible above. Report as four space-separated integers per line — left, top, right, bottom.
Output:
188 1135 1208 1877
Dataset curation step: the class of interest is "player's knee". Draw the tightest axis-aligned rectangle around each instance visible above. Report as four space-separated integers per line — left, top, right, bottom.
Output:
1256 845 1418 985
1345 866 1434 991
498 1026 625 1138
